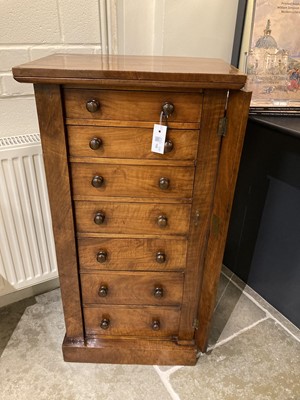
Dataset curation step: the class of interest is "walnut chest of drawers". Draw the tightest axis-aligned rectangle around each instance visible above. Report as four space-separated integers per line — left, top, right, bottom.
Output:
13 54 251 365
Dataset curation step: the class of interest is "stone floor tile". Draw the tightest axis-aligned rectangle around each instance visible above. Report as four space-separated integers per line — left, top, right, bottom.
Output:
221 264 234 280
0 289 172 400
231 272 300 340
156 365 184 373
170 319 300 400
35 287 62 305
0 296 36 356
208 280 266 347
157 366 175 371
1 282 299 400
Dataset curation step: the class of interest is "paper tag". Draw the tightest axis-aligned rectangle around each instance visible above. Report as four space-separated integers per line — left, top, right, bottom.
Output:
151 124 167 154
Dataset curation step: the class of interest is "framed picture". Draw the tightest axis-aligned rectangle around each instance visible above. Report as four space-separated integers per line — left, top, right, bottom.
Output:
236 0 300 115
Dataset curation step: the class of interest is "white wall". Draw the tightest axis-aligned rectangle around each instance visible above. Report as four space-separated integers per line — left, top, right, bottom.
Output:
1 0 240 138
0 0 103 138
117 0 239 62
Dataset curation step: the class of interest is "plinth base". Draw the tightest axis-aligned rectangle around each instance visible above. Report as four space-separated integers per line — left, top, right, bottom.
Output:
62 336 198 366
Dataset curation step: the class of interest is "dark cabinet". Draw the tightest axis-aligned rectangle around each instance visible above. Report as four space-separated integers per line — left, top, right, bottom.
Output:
225 117 300 328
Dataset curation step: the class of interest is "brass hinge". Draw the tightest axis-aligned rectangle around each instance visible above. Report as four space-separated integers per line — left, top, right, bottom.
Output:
218 116 227 137
193 318 199 330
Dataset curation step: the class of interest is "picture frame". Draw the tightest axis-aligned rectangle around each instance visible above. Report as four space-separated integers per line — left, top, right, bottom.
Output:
234 0 300 115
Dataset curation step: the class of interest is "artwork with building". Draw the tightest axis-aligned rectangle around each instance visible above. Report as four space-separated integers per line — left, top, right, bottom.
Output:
245 0 300 113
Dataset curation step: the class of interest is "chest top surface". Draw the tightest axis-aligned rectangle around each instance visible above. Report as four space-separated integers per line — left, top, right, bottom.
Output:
12 54 246 89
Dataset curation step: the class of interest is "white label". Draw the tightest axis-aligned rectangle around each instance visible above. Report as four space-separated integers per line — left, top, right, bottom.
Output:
151 124 167 154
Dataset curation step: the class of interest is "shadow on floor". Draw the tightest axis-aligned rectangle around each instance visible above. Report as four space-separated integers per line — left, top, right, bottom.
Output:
0 296 36 356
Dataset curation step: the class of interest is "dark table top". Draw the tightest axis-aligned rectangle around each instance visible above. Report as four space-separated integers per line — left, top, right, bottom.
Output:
250 116 300 139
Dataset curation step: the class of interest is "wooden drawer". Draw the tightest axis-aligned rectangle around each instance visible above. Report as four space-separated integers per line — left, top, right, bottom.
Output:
64 89 202 122
80 271 184 306
77 238 187 271
83 305 180 338
70 163 194 199
74 201 191 235
67 126 199 160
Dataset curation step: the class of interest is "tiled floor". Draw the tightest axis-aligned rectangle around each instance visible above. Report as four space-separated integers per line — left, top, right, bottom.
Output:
0 267 299 400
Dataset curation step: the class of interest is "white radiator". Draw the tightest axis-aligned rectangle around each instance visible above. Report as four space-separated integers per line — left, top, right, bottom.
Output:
0 134 58 296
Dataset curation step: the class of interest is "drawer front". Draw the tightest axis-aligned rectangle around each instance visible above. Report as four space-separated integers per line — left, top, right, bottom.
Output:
67 126 199 161
70 163 194 199
80 271 184 306
64 89 202 122
75 201 191 235
83 306 180 338
77 238 187 271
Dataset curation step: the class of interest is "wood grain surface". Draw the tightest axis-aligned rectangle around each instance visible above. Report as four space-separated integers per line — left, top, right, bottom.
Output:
77 237 187 271
80 271 184 306
67 125 199 160
13 54 246 89
15 54 251 365
74 201 191 236
178 89 228 341
34 84 84 339
63 89 202 122
70 163 194 199
195 90 252 351
83 305 180 338
62 336 197 365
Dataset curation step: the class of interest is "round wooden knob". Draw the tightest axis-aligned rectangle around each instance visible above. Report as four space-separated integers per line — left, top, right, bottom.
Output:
157 215 168 228
100 318 110 330
96 250 107 263
159 177 170 190
86 99 100 113
152 319 160 331
89 137 102 150
98 285 108 297
162 102 174 117
94 211 105 225
156 251 166 264
164 140 174 153
153 287 164 298
92 175 104 188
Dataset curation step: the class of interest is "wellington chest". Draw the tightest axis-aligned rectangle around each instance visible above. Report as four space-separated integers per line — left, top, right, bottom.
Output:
13 54 251 365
